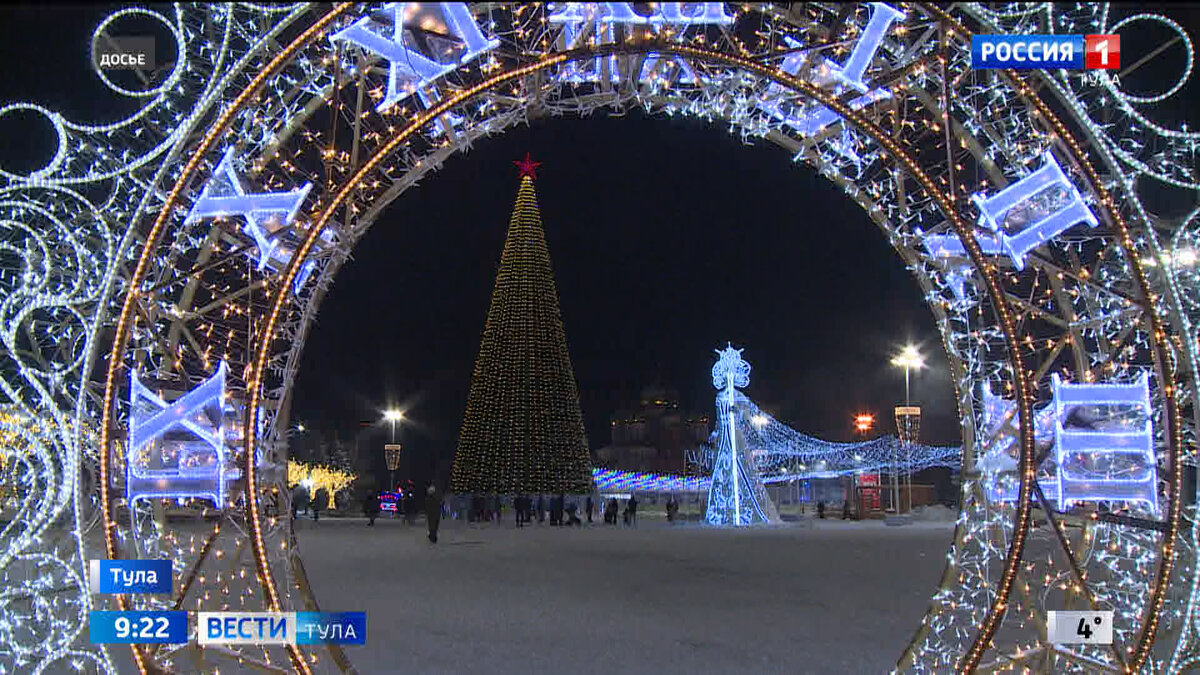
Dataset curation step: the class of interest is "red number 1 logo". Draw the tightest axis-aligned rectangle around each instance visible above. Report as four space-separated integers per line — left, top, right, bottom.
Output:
1086 35 1120 70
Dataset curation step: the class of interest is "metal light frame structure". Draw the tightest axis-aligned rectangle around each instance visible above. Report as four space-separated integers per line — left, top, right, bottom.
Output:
0 3 1195 673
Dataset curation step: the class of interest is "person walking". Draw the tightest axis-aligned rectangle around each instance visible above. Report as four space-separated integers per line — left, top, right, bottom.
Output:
311 488 329 522
817 501 826 519
628 494 638 526
536 495 545 524
585 495 594 524
842 499 851 520
605 497 618 525
293 485 310 520
666 495 678 523
515 495 525 528
494 495 503 525
425 484 443 544
364 491 381 526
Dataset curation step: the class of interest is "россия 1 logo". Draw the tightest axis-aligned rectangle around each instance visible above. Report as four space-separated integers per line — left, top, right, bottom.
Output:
972 34 1120 70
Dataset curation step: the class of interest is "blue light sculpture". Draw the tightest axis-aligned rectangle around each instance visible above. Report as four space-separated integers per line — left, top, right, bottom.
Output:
762 3 905 138
185 149 313 272
919 229 1006 302
978 376 1159 513
127 362 229 507
1053 373 1158 514
331 2 498 111
705 344 779 526
972 150 1099 270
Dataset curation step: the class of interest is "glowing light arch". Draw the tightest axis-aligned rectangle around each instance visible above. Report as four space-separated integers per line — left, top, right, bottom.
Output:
0 3 1195 674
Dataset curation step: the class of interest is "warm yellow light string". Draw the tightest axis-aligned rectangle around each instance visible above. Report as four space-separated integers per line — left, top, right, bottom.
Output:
96 7 1170 674
916 9 1183 671
96 4 355 674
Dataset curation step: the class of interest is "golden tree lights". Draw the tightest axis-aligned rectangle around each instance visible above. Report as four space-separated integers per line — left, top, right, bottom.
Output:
286 460 355 498
450 156 593 495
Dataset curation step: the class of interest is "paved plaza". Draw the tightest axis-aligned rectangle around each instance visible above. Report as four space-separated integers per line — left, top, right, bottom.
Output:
297 516 954 674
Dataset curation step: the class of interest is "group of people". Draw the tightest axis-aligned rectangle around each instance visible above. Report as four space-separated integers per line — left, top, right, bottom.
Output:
353 490 688 543
512 494 584 527
602 495 640 525
290 485 330 521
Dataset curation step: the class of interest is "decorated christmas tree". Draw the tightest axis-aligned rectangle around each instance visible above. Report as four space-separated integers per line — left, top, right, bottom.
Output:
450 154 593 495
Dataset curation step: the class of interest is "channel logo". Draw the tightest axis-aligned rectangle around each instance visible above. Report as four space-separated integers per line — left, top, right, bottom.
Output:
972 34 1119 70
198 611 366 645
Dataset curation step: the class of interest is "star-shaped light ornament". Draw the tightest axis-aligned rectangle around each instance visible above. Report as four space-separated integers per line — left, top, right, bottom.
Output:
513 152 541 179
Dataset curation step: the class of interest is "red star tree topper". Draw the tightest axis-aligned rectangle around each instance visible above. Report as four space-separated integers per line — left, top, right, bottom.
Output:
513 152 541 179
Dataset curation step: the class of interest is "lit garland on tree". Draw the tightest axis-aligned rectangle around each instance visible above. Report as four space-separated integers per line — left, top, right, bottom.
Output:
286 460 355 498
450 154 593 495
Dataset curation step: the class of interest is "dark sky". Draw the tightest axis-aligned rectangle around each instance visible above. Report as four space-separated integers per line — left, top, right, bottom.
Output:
289 111 960 475
1 4 1197 486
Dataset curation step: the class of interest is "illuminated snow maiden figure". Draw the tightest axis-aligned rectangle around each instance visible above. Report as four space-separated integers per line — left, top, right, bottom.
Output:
705 345 779 526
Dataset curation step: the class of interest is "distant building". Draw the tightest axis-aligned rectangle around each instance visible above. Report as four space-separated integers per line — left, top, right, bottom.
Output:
593 386 710 474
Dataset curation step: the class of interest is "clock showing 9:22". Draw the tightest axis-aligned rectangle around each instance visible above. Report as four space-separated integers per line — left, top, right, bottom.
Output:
90 610 188 644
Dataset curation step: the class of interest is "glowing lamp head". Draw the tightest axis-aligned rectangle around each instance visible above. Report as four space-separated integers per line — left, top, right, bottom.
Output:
890 344 925 370
383 409 405 422
751 414 769 429
854 413 875 433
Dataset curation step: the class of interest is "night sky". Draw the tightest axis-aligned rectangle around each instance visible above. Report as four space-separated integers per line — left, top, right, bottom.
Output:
1 4 1197 487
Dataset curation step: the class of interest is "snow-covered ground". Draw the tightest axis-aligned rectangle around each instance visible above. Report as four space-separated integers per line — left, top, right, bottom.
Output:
296 515 954 674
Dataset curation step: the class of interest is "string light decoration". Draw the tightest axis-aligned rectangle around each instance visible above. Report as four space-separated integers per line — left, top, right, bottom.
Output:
449 154 593 495
0 2 1194 672
705 344 779 525
286 460 355 498
686 410 962 480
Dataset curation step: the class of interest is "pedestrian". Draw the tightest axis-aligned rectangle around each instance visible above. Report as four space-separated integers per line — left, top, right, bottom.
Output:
494 494 503 525
628 494 638 526
842 499 851 520
293 485 310 520
312 488 329 522
290 486 299 521
425 484 442 544
606 497 618 525
666 495 678 523
585 495 594 524
536 495 545 523
817 500 826 519
364 491 381 526
515 495 524 527
566 501 580 526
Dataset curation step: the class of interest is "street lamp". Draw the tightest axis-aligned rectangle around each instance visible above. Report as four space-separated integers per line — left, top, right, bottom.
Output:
890 345 925 515
382 410 405 494
853 413 875 435
890 345 925 406
383 409 404 442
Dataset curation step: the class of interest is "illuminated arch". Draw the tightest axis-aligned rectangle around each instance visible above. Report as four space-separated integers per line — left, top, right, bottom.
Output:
0 3 1196 673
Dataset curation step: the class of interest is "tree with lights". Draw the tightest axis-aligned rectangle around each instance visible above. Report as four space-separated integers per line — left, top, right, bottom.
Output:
450 154 593 495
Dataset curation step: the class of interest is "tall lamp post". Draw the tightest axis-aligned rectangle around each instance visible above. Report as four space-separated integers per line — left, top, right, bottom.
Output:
853 413 875 518
383 409 404 493
890 345 924 514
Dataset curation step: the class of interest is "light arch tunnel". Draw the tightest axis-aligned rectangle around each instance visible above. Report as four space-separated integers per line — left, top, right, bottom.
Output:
1 2 1197 673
